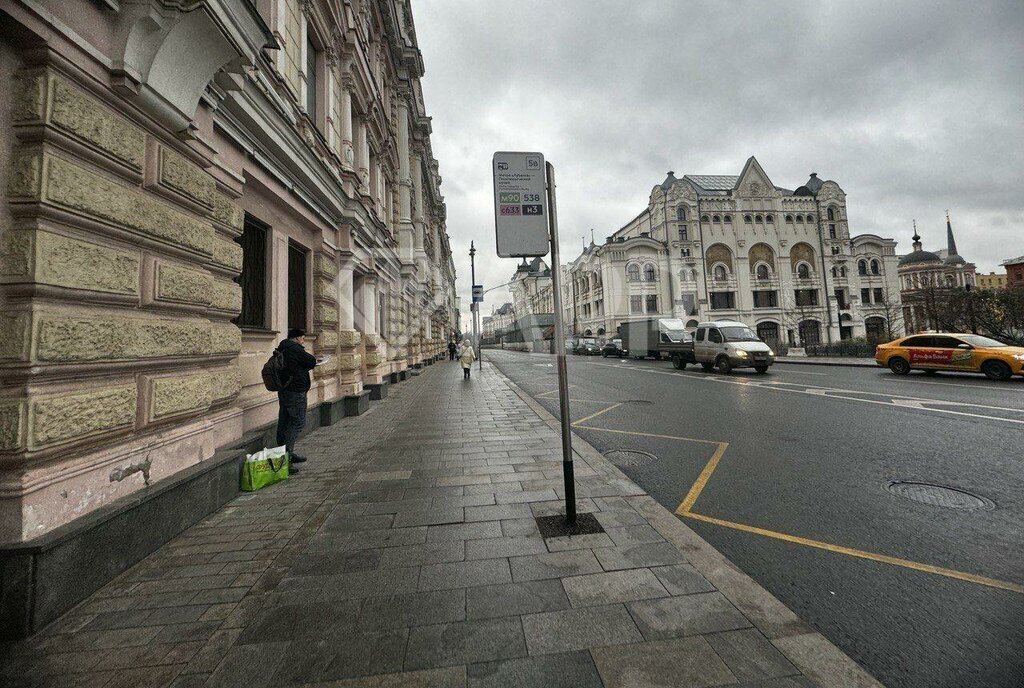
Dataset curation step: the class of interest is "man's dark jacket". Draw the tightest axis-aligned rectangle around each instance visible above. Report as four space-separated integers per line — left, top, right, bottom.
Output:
277 338 317 393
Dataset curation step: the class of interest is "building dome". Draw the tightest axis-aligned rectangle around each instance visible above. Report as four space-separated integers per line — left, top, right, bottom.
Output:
943 253 966 266
898 249 941 267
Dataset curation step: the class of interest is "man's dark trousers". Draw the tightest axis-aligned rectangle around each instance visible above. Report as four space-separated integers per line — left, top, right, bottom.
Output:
276 391 307 456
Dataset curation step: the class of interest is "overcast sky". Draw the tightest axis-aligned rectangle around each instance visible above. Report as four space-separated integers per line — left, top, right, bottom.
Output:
413 1 1024 329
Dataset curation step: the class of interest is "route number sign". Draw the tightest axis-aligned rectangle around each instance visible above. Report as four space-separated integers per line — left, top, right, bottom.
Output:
472 284 483 303
493 152 549 258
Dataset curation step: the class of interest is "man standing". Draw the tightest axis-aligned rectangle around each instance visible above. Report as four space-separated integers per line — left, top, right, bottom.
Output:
276 328 317 470
448 339 458 361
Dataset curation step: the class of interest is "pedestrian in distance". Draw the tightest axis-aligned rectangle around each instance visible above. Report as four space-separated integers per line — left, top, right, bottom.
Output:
448 339 458 361
275 328 318 471
459 338 476 379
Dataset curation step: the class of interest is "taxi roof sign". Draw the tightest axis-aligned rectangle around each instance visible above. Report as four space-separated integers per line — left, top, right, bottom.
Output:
493 152 549 258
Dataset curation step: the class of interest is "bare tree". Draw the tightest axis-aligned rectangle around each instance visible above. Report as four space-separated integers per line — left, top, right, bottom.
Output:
872 285 905 341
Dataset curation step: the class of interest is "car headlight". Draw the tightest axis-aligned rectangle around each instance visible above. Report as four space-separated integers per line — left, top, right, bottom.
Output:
736 350 748 358
768 350 775 357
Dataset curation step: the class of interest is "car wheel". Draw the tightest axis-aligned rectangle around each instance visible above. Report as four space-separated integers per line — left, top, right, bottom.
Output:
981 360 1012 381
716 356 732 374
754 365 769 374
888 357 910 375
700 362 714 371
672 356 687 370
602 351 608 358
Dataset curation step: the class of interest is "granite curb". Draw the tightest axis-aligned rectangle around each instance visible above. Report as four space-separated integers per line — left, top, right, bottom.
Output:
774 357 877 368
490 358 883 688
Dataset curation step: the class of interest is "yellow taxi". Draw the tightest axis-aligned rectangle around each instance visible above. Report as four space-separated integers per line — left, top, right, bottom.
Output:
875 333 1024 381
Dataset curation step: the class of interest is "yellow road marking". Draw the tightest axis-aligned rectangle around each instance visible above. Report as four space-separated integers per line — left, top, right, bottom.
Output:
572 403 623 426
569 425 722 445
678 442 730 512
680 510 1024 594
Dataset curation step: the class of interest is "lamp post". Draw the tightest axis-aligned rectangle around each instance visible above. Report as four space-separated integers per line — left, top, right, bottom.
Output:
470 242 481 369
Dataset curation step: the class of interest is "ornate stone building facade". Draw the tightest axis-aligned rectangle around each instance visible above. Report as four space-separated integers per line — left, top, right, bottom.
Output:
565 157 902 346
898 216 976 332
0 0 456 554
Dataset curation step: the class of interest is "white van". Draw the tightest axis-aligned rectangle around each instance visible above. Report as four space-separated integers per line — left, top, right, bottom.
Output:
693 320 774 374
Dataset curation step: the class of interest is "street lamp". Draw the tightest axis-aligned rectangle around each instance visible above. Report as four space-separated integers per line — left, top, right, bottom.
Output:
470 242 481 370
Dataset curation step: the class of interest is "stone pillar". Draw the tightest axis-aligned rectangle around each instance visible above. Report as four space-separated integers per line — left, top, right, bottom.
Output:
398 100 412 225
356 119 370 194
336 255 362 395
339 76 355 171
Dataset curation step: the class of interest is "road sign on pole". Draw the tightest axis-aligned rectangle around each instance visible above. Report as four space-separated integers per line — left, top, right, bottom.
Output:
493 152 549 258
472 285 483 303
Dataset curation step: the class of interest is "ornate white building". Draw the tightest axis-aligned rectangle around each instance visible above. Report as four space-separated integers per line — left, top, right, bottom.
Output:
565 157 902 346
898 215 976 333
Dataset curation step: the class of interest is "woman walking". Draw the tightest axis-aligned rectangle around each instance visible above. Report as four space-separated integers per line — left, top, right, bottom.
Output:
459 338 476 379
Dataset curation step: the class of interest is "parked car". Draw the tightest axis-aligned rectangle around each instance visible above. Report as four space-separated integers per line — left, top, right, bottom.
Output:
602 338 627 357
875 332 1024 380
573 338 601 355
693 320 774 374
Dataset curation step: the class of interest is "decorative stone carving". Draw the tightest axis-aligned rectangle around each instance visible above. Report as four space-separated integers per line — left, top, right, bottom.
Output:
156 262 214 306
159 146 216 207
150 372 213 420
31 385 137 449
14 71 146 171
20 152 214 256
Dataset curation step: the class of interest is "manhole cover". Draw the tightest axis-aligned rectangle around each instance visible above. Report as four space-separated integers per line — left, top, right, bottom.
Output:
886 482 994 511
603 449 657 467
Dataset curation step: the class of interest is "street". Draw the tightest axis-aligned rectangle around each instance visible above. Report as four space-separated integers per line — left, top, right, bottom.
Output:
486 349 1024 688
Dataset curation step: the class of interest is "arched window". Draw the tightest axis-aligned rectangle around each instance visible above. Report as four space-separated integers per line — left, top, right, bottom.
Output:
584 329 592 336
712 214 720 223
785 214 794 223
676 206 687 221
643 263 657 282
744 214 752 223
700 214 710 222
686 319 699 328
795 214 804 223
827 207 836 221
754 214 763 223
870 259 880 275
806 213 814 222
756 264 770 280
690 269 698 281
713 264 728 281
831 266 838 277
766 214 774 223
797 263 811 279
840 266 847 277
627 264 639 281
723 214 732 223
598 327 605 335
858 260 868 275
679 270 690 282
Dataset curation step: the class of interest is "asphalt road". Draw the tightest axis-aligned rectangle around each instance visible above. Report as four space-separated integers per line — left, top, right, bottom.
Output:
485 348 1024 688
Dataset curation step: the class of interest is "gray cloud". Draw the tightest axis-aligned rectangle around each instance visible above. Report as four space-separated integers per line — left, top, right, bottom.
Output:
414 0 1024 327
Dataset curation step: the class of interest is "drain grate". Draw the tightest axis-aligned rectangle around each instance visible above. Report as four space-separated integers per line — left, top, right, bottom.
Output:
886 481 994 511
603 449 657 467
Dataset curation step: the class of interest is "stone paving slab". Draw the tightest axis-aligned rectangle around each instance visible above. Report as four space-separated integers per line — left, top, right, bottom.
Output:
0 359 881 688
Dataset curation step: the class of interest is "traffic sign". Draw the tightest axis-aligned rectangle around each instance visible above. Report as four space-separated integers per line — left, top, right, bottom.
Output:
472 284 483 303
493 152 549 258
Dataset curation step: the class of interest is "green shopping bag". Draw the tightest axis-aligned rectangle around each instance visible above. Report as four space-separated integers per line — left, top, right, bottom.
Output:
240 446 290 491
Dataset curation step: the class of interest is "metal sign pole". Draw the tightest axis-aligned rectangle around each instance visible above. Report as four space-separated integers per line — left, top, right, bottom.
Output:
545 162 576 525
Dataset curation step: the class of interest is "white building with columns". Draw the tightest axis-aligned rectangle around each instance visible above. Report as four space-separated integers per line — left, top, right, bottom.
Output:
565 157 902 346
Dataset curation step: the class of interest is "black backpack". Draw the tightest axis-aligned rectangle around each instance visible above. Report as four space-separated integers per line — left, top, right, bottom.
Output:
261 350 292 392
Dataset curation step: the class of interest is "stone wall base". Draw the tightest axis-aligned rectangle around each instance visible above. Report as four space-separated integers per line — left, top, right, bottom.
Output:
366 382 388 400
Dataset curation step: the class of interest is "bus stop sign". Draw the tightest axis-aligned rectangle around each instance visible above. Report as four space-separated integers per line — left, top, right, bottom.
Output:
493 152 549 258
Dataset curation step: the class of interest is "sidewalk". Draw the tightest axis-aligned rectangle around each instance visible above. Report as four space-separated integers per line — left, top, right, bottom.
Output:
0 360 880 688
775 356 877 368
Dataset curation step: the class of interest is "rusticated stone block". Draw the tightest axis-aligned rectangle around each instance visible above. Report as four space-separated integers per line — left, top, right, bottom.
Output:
31 384 136 449
14 71 145 171
36 315 210 362
210 193 243 231
0 313 30 361
314 302 338 324
0 230 31 276
211 236 242 271
150 372 213 420
210 364 242 402
313 253 338 278
318 330 338 348
8 149 42 199
337 353 362 371
313 357 338 378
210 279 242 313
26 152 213 256
210 322 242 354
0 401 25 451
35 231 139 295
313 276 336 300
159 146 215 207
156 262 213 306
338 329 362 347
364 351 384 367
